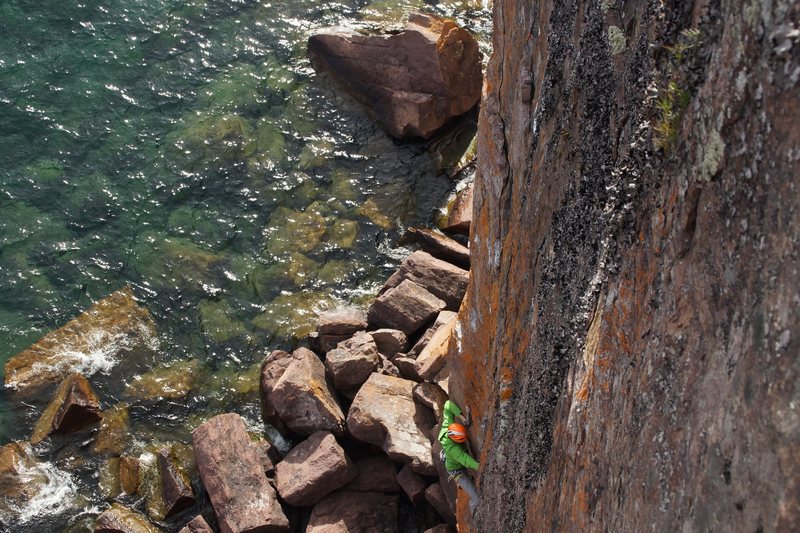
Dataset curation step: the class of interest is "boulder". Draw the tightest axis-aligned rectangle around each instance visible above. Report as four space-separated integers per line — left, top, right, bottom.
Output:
31 373 102 444
274 431 356 507
409 311 458 358
270 348 346 436
343 456 399 493
308 12 482 139
413 382 449 421
346 374 436 475
125 359 200 401
381 251 469 310
324 333 379 391
192 413 289 533
441 183 472 235
377 354 401 378
319 334 351 354
369 329 409 358
416 316 457 381
367 279 445 336
92 403 130 456
392 356 422 382
158 448 195 518
0 442 48 515
119 456 140 495
255 439 279 476
317 307 368 336
4 287 157 397
397 464 428 507
400 228 470 270
178 515 213 533
426 483 456 526
306 490 399 533
99 458 122 499
94 503 160 533
260 349 293 432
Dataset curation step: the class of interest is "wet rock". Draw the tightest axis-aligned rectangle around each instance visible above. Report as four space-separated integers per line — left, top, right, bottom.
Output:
317 307 368 336
4 287 157 397
99 457 122 499
274 431 356 507
124 359 200 401
0 442 48 516
328 219 359 249
346 373 436 475
306 490 399 533
192 413 289 532
397 464 428 507
92 403 130 456
119 456 140 495
413 382 448 421
325 332 380 391
264 206 327 255
409 311 458 358
270 347 346 436
369 329 410 358
308 13 482 139
440 183 472 236
178 515 213 533
342 456 399 493
252 290 337 341
401 228 470 269
358 198 394 229
382 251 469 310
198 300 248 343
392 356 422 382
416 316 457 381
367 279 446 336
31 373 102 444
425 483 456 526
158 448 195 518
94 503 160 533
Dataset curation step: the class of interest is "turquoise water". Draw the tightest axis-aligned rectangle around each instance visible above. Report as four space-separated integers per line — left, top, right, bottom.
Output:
0 0 489 530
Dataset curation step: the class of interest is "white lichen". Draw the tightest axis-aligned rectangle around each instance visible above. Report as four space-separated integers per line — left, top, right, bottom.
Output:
608 26 626 55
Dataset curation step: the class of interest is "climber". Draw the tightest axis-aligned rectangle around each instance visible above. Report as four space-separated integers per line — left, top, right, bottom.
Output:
438 399 480 516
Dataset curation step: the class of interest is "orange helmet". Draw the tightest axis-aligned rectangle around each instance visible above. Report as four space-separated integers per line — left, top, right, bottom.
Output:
447 423 467 443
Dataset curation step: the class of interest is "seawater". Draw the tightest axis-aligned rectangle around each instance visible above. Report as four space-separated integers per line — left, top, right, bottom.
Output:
0 0 490 530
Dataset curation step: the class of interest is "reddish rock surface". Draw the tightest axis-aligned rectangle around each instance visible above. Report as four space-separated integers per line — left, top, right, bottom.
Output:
367 279 445 336
324 332 380 390
157 447 195 518
449 0 800 531
308 13 482 139
441 184 472 235
317 307 368 336
412 382 448 421
409 310 457 357
274 431 356 507
382 251 469 310
0 442 48 514
400 227 470 270
270 347 345 436
346 373 436 475
416 315 457 381
178 515 213 533
259 349 293 432
306 490 399 533
192 413 288 532
369 329 410 358
392 356 422 382
425 483 456 526
30 373 102 444
342 456 399 493
94 503 159 533
397 464 428 506
119 456 140 495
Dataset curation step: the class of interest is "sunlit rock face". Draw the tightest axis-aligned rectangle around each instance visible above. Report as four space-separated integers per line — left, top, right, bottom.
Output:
450 0 800 531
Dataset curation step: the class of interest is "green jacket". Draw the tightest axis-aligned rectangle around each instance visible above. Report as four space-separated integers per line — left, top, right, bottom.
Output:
437 400 479 471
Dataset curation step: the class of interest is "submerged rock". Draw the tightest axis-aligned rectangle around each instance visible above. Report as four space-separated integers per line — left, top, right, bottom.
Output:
94 503 160 533
308 13 482 139
367 279 446 336
92 403 130 456
306 490 399 533
30 373 102 444
0 442 47 515
192 413 289 532
125 359 200 401
4 287 157 397
346 373 436 475
264 206 327 256
119 456 140 495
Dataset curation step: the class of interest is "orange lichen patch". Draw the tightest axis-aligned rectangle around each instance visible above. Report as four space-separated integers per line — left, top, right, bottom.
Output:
456 485 474 533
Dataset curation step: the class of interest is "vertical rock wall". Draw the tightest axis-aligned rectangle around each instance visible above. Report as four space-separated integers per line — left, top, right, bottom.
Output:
450 0 799 530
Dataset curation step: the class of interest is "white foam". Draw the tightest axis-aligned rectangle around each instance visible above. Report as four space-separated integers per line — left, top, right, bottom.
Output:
0 454 79 525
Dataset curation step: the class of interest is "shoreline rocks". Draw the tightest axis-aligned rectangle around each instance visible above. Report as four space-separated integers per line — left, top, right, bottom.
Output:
30 373 102 444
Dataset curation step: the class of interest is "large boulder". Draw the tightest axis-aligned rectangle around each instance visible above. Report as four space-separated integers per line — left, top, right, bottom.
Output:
270 348 346 436
317 307 368 336
426 483 456 526
260 349 293 432
400 228 470 270
381 251 469 310
157 448 195 518
412 382 449 421
306 490 399 533
274 431 356 507
192 414 289 533
346 374 436 475
369 329 410 358
367 279 445 336
325 333 379 391
94 503 160 533
397 464 428 507
441 183 472 236
178 515 213 533
4 287 157 397
409 310 458 358
92 403 130 456
343 456 399 493
30 373 102 444
416 316 458 381
308 13 482 140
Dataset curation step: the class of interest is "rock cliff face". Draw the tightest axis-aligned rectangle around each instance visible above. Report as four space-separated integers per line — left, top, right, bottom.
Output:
450 0 799 531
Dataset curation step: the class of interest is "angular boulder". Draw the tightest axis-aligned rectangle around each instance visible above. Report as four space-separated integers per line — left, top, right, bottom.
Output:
413 382 449 421
397 464 428 507
179 515 213 533
426 483 456 525
392 356 422 382
369 329 410 358
367 279 445 336
308 13 482 139
274 431 356 507
401 227 470 270
416 316 457 381
317 307 368 336
343 456 399 493
377 354 401 378
94 503 159 533
31 373 102 444
4 287 157 397
324 333 379 391
441 183 472 235
192 413 289 533
346 373 436 475
92 402 130 456
306 490 399 533
158 448 195 518
260 349 293 432
381 251 469 310
0 442 48 516
424 525 456 533
270 348 346 436
409 310 458 357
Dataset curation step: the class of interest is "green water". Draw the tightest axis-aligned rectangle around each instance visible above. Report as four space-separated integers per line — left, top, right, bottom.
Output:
0 0 490 530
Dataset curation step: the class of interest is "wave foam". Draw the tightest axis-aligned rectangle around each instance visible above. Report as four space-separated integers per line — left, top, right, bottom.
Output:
0 453 78 526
